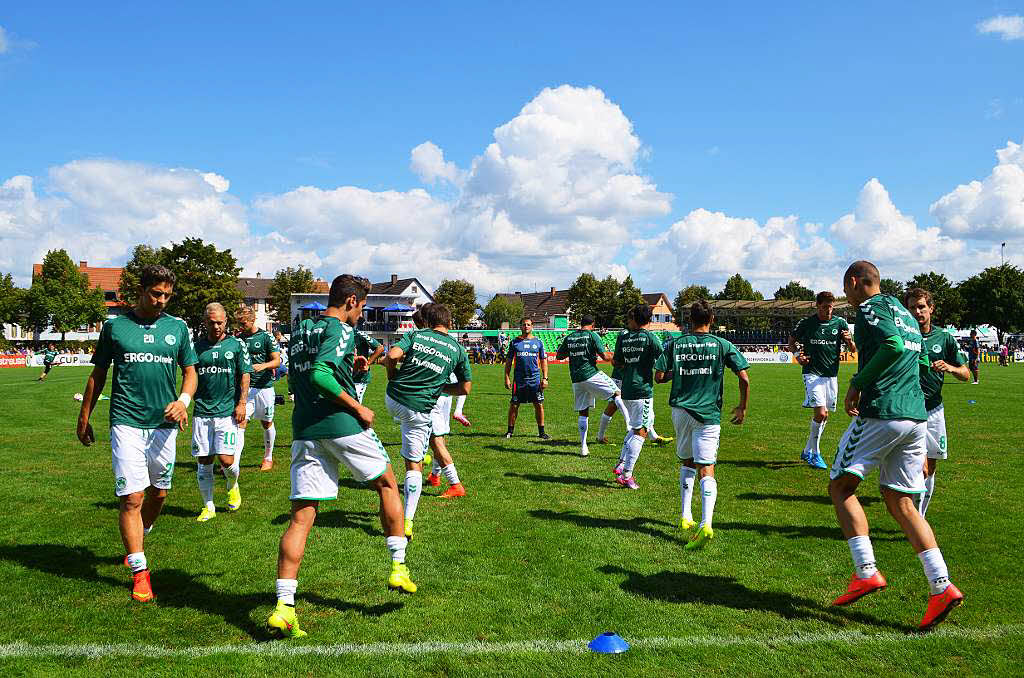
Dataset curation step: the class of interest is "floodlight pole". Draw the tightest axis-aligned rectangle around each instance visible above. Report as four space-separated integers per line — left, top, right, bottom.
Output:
1001 242 1006 266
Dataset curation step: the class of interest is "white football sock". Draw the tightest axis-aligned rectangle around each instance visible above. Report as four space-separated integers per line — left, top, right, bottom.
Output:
386 535 408 564
812 419 826 455
126 552 147 573
224 460 239 491
197 463 215 511
441 463 460 486
276 578 297 605
613 396 629 422
263 425 276 461
918 547 951 594
699 476 717 528
404 470 422 520
622 433 645 478
431 457 442 475
454 395 466 416
848 535 878 578
598 413 612 440
918 474 935 517
578 416 589 448
679 466 696 522
236 428 245 458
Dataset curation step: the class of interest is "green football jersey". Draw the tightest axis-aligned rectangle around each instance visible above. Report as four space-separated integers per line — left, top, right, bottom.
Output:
353 330 381 385
921 327 967 411
556 329 605 383
792 314 849 377
853 294 928 421
386 329 471 413
613 328 663 400
193 335 253 418
43 349 58 366
92 311 198 429
655 332 749 425
289 316 364 440
241 329 280 389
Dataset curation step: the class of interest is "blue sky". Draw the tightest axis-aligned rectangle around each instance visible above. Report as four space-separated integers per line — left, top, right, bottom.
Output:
1 2 1022 295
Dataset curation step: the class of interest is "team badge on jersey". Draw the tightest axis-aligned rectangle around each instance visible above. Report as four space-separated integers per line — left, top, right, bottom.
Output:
165 335 177 346
932 345 941 353
225 351 234 359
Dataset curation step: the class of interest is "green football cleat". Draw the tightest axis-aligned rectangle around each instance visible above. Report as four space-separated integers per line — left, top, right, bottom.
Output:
684 524 714 550
679 518 697 531
196 507 216 522
227 485 241 511
654 436 675 446
387 561 417 594
404 519 414 541
268 601 307 638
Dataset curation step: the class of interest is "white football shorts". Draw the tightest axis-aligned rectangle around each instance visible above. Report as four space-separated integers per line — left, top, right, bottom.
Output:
289 429 390 499
830 416 926 494
671 407 721 465
191 416 240 458
925 405 948 460
355 382 369 404
111 425 179 496
431 394 452 438
246 386 276 422
623 398 654 432
385 394 432 462
572 372 619 411
802 374 838 411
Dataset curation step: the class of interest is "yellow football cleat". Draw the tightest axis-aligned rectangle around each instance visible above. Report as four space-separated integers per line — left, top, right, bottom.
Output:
423 453 432 469
267 601 307 638
404 519 414 541
679 518 697 530
654 436 675 445
684 524 714 550
387 561 417 594
227 485 242 511
196 507 216 522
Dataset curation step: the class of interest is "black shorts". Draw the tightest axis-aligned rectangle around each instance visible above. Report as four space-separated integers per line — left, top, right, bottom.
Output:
43 364 53 373
511 383 544 404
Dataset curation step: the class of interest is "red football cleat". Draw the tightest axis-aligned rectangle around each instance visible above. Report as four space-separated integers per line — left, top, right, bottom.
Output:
453 413 471 427
259 459 274 472
426 473 441 487
132 570 154 602
613 463 624 476
832 571 887 606
919 584 963 631
439 483 466 499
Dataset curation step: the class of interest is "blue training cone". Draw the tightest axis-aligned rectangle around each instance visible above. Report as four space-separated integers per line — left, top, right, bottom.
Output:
589 632 629 654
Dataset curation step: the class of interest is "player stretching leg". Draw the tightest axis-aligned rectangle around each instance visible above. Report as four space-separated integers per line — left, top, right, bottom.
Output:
76 265 197 602
556 315 625 457
904 288 969 518
504 318 549 440
236 305 281 471
384 303 472 541
598 363 673 447
37 343 58 381
612 304 663 489
789 291 855 469
269 275 414 639
426 379 467 498
656 300 749 545
829 261 963 631
192 303 252 521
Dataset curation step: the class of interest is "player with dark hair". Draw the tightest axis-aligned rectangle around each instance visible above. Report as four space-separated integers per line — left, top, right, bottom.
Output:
829 261 962 631
270 274 414 639
788 290 856 468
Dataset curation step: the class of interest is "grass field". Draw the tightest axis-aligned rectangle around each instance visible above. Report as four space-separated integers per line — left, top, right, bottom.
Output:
0 361 1021 676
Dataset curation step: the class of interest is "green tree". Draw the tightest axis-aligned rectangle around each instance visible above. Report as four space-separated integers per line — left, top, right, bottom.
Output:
160 238 243 331
267 266 316 327
567 273 600 324
773 280 816 301
716 273 764 301
615 275 646 327
433 279 478 328
879 278 905 298
673 285 713 326
0 273 25 326
482 295 524 329
958 264 1024 336
118 244 163 309
904 272 964 327
24 250 106 340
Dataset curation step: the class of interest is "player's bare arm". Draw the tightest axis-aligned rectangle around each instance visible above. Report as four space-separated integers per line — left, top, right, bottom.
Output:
842 329 856 353
234 371 250 426
504 355 513 389
931 360 970 382
788 334 810 365
384 346 404 380
540 354 548 388
654 369 671 384
253 350 282 373
164 365 197 429
844 383 860 417
442 380 472 396
77 365 109 446
731 369 749 424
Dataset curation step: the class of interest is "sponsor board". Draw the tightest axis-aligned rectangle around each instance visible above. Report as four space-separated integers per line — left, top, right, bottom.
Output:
26 353 94 367
741 351 795 364
0 356 28 368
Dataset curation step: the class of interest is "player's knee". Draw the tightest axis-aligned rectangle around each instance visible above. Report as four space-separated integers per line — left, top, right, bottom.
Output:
697 463 714 478
828 475 858 499
120 492 145 512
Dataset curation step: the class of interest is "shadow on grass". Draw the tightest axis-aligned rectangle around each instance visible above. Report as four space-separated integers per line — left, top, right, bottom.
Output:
483 444 582 457
0 544 402 638
505 472 613 488
271 509 380 536
598 565 907 631
91 501 196 519
736 492 880 506
718 459 808 470
713 521 902 542
529 509 683 544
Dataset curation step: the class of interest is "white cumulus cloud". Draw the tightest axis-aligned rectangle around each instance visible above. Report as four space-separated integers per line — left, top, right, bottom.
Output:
930 139 1024 239
410 141 462 186
977 15 1024 40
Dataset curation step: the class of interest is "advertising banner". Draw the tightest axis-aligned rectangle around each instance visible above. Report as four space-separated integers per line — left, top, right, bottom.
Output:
741 351 796 364
0 356 28 368
27 353 94 367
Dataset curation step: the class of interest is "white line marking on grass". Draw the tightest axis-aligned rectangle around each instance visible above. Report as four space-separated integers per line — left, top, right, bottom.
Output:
1 624 1021 659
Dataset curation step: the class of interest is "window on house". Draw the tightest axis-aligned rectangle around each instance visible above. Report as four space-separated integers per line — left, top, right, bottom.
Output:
104 291 117 302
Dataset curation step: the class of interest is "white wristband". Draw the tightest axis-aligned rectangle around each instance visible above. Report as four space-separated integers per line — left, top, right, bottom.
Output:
176 393 192 408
